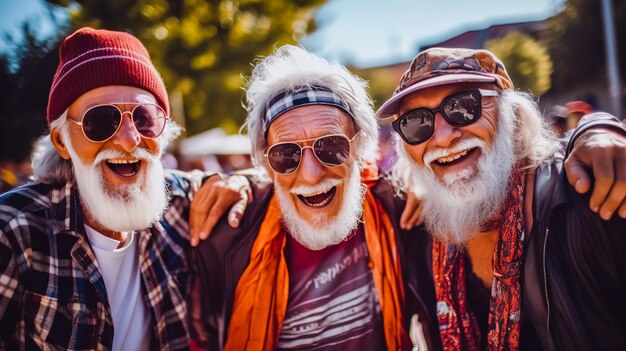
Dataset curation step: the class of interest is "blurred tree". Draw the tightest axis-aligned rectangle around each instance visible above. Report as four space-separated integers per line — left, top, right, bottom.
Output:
486 32 553 96
47 0 327 135
0 24 61 162
545 0 625 91
351 65 399 110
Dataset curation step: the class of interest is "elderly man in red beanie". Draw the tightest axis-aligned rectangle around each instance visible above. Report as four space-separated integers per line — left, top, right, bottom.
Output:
378 48 626 350
0 27 246 350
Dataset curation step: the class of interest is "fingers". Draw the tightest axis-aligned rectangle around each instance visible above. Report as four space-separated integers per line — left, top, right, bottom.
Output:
400 192 422 230
564 156 592 194
565 128 626 219
228 196 249 228
190 188 217 247
619 198 626 219
198 196 233 242
404 200 423 229
597 157 626 220
587 152 615 215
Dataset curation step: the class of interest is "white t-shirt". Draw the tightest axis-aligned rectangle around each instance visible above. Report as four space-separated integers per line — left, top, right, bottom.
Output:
84 225 151 351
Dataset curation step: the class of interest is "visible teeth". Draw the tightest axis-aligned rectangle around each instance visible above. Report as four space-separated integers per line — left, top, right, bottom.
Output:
436 149 469 164
298 189 332 197
107 159 139 164
304 194 333 208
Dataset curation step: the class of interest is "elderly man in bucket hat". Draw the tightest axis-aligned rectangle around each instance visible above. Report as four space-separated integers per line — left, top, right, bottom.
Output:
0 27 248 350
378 48 626 350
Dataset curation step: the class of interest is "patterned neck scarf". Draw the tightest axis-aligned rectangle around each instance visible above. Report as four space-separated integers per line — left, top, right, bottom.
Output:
433 168 525 351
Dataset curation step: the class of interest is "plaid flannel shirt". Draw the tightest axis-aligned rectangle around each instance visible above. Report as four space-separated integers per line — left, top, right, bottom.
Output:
0 170 196 350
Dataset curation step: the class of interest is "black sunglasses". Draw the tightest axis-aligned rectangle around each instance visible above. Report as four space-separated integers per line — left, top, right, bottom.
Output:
264 133 360 174
392 89 499 145
68 103 168 142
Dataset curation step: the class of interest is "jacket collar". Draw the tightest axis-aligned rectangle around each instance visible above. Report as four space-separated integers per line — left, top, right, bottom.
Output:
49 181 87 237
531 156 568 227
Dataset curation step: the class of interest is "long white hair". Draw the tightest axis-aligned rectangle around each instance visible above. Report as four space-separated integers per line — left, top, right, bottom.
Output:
243 45 379 169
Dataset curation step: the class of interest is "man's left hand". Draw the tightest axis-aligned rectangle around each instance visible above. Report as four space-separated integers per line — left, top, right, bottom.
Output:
564 128 626 220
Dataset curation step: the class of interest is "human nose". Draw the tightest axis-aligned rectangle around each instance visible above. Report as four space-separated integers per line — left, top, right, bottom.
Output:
111 113 141 152
297 147 325 183
431 113 462 147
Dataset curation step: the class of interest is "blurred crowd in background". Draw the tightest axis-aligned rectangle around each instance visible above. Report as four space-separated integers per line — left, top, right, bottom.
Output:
1 0 625 193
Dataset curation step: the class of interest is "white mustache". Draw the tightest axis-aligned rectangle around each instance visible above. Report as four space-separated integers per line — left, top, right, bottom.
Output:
290 177 342 196
94 148 159 165
422 137 485 168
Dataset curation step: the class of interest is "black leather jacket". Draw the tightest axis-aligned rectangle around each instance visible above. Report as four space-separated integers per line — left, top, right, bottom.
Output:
403 113 626 350
192 114 626 351
190 178 425 350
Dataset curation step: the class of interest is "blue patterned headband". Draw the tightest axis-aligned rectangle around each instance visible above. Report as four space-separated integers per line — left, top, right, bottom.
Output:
263 86 353 134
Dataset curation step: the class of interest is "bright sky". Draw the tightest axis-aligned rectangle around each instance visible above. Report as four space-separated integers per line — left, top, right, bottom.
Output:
0 0 564 68
302 0 564 67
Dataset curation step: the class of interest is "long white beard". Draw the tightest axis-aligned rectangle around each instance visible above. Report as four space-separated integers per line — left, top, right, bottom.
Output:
274 164 366 250
66 144 169 233
399 111 516 246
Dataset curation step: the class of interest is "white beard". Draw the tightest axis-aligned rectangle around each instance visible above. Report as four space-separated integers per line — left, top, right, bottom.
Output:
66 143 169 233
399 111 516 246
274 163 366 250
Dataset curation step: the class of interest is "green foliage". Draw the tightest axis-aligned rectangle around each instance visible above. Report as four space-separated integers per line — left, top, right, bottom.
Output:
545 0 625 91
486 32 553 96
46 0 328 135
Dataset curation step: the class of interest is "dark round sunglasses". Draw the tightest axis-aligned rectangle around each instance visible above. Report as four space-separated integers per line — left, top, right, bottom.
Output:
264 133 360 174
392 89 499 145
68 103 168 143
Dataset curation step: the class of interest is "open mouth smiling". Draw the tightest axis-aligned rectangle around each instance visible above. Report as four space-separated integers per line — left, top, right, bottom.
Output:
297 186 337 208
105 159 142 177
433 147 478 167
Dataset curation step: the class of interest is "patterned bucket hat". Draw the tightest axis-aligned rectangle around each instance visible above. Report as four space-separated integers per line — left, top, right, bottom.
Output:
376 47 513 119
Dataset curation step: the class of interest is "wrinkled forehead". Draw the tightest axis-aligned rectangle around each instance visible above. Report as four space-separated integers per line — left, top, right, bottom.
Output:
266 105 355 144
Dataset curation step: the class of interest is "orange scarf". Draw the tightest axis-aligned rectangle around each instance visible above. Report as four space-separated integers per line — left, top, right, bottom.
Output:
225 187 411 350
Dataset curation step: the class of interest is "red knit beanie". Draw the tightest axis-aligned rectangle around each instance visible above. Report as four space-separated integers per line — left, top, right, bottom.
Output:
47 27 169 123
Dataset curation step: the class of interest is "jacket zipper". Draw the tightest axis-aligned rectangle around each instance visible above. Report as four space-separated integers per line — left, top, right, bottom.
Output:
408 280 434 350
542 225 555 351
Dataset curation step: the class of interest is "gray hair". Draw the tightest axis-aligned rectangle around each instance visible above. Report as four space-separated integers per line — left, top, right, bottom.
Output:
389 89 563 192
499 89 563 168
31 110 183 184
243 45 379 168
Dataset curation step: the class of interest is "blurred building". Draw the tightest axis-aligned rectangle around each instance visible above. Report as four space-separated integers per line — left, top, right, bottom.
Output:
362 19 618 120
178 128 252 173
420 20 548 50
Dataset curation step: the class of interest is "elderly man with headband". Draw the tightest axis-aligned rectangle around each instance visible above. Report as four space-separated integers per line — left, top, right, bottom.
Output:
191 45 414 350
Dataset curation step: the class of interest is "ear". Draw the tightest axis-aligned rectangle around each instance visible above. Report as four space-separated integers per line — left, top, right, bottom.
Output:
50 128 71 160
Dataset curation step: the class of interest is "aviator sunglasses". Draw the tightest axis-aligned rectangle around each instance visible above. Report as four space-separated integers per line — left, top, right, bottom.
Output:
68 103 168 142
392 89 499 145
264 133 360 174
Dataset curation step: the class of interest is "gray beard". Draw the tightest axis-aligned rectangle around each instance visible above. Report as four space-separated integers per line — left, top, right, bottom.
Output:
274 163 366 250
400 112 516 246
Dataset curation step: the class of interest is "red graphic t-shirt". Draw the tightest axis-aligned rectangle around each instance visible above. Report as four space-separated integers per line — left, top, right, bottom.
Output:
277 225 386 350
